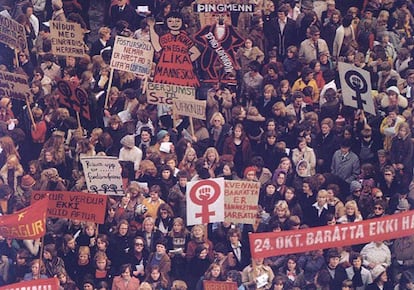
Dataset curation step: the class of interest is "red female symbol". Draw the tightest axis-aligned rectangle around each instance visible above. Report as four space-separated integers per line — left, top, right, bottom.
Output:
189 180 221 223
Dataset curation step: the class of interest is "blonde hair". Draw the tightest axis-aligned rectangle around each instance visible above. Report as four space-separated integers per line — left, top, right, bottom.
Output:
139 282 152 290
274 200 291 216
78 246 90 257
203 147 220 163
209 112 225 126
171 280 188 290
344 200 361 216
317 189 328 198
264 84 276 96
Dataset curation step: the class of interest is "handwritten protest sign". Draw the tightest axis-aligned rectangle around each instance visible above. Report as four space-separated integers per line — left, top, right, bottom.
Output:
250 209 414 259
0 278 60 290
0 15 28 53
203 281 237 290
194 11 244 82
57 80 90 120
338 62 376 115
50 21 85 57
173 98 206 120
31 191 107 224
0 71 30 100
186 178 224 226
80 156 124 195
110 35 153 76
224 180 260 224
146 82 195 105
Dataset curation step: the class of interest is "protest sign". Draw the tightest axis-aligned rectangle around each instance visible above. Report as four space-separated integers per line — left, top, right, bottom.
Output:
57 80 90 120
0 277 60 290
194 13 244 82
50 21 85 57
173 98 206 120
146 82 195 105
110 35 154 76
0 15 28 53
80 156 124 195
186 178 224 226
224 180 260 224
249 209 414 259
203 281 237 290
0 71 30 100
31 191 107 224
338 62 376 115
0 198 47 239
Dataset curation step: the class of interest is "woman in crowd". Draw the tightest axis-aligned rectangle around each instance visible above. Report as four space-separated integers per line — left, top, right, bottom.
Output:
111 264 140 290
128 236 149 282
195 262 224 290
23 259 48 280
223 123 252 178
167 217 190 281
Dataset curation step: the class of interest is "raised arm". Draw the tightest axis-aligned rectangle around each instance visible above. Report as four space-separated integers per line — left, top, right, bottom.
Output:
147 17 162 52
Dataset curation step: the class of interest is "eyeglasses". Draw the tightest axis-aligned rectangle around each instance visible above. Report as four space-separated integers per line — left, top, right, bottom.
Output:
135 243 144 246
374 206 384 210
160 211 168 214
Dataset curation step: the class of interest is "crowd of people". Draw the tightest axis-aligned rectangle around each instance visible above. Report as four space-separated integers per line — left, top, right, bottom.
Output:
1 0 414 289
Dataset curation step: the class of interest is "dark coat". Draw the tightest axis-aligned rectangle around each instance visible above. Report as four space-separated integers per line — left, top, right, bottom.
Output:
257 143 287 172
306 204 336 227
209 123 232 155
324 265 348 290
256 96 278 120
89 38 113 57
109 4 138 30
315 132 339 173
272 17 298 59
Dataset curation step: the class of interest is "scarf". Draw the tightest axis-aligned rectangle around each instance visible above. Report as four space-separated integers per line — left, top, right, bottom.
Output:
352 267 363 287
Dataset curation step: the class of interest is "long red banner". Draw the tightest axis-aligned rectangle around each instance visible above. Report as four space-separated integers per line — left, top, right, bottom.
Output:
249 209 414 259
31 191 107 224
0 198 47 239
0 277 59 290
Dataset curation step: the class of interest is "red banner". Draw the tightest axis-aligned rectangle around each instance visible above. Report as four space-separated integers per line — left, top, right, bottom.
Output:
31 191 107 224
0 198 47 239
203 281 237 290
0 277 59 290
249 209 414 259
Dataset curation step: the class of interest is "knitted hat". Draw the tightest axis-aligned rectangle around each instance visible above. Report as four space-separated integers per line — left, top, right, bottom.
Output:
387 86 400 95
243 166 256 177
350 180 362 192
21 175 36 188
120 134 135 149
397 199 410 210
156 130 169 142
371 264 387 281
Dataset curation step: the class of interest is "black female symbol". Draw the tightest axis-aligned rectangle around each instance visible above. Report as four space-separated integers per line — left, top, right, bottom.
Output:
189 180 221 223
345 70 368 110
